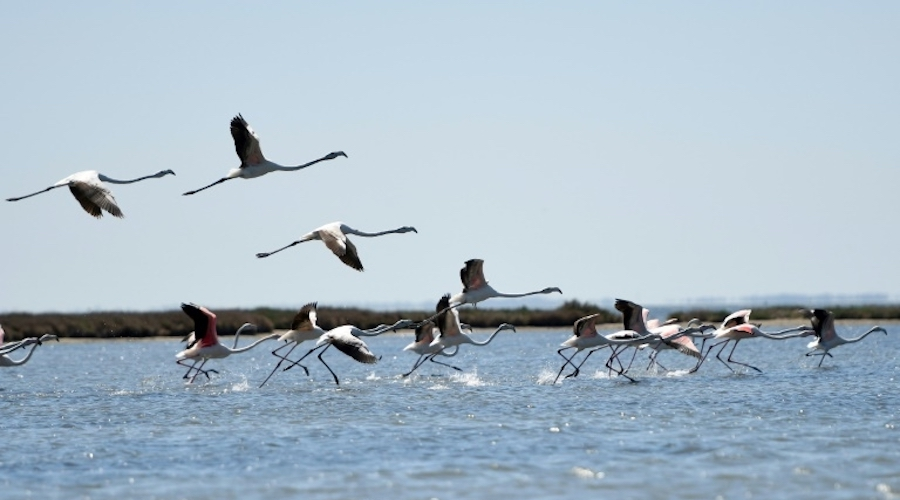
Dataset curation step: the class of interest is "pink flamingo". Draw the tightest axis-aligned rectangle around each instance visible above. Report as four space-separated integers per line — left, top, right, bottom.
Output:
803 309 887 367
693 309 813 373
182 114 346 195
641 317 713 371
176 303 278 383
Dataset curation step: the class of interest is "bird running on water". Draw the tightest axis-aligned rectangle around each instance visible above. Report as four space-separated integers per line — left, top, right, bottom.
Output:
802 308 887 367
182 114 347 195
176 303 278 383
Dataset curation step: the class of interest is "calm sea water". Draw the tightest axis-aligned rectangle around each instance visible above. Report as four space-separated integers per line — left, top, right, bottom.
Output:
1 322 898 500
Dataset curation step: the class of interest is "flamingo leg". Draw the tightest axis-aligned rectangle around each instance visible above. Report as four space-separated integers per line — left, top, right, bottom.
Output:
563 349 595 380
401 353 430 378
647 350 669 372
177 358 218 382
188 359 211 384
428 354 462 372
604 349 637 382
260 342 306 388
316 346 341 385
705 339 735 373
723 340 761 373
283 344 328 372
553 347 581 383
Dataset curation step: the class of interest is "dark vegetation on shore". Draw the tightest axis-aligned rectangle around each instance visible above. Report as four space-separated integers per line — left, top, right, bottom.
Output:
1 301 898 342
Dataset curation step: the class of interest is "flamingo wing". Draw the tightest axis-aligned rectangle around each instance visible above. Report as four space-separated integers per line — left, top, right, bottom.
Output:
614 299 645 332
319 228 364 271
230 114 265 166
330 334 378 364
414 321 436 343
808 309 837 342
435 294 462 338
460 259 487 292
180 303 217 345
573 313 601 338
291 302 319 330
721 309 751 329
69 181 123 218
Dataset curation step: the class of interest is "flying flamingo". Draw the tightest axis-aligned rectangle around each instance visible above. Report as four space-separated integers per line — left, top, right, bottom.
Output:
450 259 562 307
255 221 417 271
802 309 887 367
260 302 415 387
692 309 813 374
182 114 347 195
6 169 175 218
401 320 461 377
427 294 517 361
176 303 278 383
0 326 59 367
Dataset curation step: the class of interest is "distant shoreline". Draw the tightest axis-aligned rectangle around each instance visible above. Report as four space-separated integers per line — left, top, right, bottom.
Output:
2 302 897 341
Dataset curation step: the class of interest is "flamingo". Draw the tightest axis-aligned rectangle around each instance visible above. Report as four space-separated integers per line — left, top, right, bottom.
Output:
450 259 562 307
6 169 175 218
641 318 713 372
427 294 517 358
692 309 813 374
260 302 415 386
802 309 887 367
555 300 666 383
182 114 347 195
255 221 417 271
401 320 461 377
176 303 278 383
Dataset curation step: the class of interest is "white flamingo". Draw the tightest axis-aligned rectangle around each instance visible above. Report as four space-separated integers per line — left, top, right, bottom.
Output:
450 259 562 307
0 326 59 367
401 320 461 377
693 309 813 374
6 169 175 218
427 294 517 359
260 302 414 386
182 114 346 195
803 309 887 367
255 221 417 271
176 303 278 383
555 300 663 383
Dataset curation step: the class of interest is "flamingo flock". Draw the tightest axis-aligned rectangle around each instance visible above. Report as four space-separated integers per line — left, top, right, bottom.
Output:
2 114 891 383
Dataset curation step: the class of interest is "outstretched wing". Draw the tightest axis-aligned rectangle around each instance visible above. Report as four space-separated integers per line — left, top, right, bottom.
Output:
291 302 319 330
181 303 216 345
69 181 123 218
573 313 601 338
319 228 364 271
614 299 644 332
230 114 265 167
460 259 486 292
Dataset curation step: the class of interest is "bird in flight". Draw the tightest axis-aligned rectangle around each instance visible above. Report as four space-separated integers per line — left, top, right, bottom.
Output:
6 169 175 218
182 114 347 195
256 221 417 271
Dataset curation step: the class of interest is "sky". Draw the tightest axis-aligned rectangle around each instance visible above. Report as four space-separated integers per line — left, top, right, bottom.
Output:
2 2 898 313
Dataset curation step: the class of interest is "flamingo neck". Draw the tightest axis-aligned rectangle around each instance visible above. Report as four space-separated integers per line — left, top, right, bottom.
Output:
0 344 37 366
228 333 278 353
98 172 168 184
843 326 885 344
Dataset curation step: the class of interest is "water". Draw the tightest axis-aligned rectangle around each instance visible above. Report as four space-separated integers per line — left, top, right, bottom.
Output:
1 322 899 499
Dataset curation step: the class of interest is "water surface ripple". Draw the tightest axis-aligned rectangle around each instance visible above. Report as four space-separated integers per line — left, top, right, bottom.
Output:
1 323 898 499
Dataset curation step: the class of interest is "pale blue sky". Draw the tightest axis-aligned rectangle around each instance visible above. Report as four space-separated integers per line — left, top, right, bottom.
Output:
2 2 898 313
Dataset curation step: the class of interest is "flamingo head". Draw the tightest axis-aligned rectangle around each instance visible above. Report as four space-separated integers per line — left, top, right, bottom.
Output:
498 323 517 333
325 151 348 160
543 287 562 294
